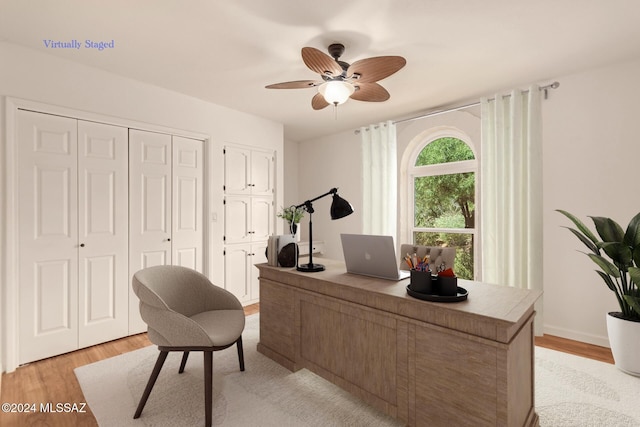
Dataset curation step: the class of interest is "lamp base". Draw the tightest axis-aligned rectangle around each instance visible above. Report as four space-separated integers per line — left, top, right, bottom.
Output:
297 263 325 272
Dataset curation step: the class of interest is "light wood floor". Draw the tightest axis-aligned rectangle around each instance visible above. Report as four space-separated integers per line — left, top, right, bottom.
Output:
1 303 612 427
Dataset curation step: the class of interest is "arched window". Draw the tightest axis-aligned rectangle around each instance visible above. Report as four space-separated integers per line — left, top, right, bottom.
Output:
407 134 477 279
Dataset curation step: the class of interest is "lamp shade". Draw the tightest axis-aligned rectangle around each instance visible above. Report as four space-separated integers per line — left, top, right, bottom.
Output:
330 193 354 220
318 81 355 105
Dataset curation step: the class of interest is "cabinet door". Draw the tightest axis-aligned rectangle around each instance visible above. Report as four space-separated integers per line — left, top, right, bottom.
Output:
18 110 79 364
78 121 129 348
224 245 251 302
251 197 274 241
250 242 268 300
250 150 274 195
224 146 250 194
129 129 172 333
224 196 251 244
172 136 203 271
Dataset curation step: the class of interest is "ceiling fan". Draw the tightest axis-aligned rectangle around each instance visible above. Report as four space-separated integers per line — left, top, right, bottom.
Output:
265 43 406 110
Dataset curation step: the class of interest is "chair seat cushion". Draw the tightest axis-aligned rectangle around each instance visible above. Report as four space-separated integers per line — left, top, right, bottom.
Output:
189 309 245 347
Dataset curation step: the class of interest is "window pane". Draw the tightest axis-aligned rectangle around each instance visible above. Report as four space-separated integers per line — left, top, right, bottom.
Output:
413 232 474 280
414 172 475 228
415 137 475 167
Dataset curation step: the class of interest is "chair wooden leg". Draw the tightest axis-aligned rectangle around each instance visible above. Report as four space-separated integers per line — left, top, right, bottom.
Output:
204 351 213 427
134 350 168 419
236 336 245 372
179 351 190 373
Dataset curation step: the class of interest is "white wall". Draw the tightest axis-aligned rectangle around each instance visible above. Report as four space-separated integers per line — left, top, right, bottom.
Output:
0 41 284 371
296 130 362 260
542 57 640 347
296 56 640 347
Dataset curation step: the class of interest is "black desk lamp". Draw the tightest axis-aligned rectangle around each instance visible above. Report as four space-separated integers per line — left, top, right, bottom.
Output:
295 188 354 272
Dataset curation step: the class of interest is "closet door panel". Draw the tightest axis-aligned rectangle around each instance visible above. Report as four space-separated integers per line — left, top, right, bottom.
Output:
224 146 250 194
251 197 274 241
250 150 274 195
172 136 203 272
129 129 172 334
18 110 79 364
78 121 128 347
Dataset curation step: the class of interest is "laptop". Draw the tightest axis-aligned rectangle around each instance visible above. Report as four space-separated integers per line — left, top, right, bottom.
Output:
340 234 410 281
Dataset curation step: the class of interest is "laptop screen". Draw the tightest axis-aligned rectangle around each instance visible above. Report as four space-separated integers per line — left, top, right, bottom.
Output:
340 234 410 281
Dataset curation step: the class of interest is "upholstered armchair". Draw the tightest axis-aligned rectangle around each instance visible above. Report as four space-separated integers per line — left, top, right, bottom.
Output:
131 265 245 427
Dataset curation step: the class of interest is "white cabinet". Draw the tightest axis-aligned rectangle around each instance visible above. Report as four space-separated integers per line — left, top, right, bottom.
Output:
17 111 129 364
128 129 204 334
224 196 273 244
223 145 274 304
224 146 274 196
224 243 268 303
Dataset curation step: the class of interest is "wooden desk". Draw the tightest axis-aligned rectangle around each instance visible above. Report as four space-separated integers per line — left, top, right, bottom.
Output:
256 260 541 426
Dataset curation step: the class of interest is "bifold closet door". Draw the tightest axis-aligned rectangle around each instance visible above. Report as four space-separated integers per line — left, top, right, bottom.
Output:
128 130 204 334
17 111 129 364
129 130 172 333
18 111 79 363
77 121 129 348
172 136 203 270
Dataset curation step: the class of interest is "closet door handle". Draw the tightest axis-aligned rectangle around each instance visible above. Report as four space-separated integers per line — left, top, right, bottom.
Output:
80 243 85 247
167 238 171 242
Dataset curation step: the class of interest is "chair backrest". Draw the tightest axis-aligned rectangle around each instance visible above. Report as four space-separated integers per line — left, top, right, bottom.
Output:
399 244 456 273
132 265 240 318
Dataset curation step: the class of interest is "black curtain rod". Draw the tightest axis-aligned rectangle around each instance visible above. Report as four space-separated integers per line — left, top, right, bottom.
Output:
355 81 559 134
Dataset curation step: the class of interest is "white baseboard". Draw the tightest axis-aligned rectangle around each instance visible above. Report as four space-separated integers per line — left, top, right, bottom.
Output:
543 324 610 348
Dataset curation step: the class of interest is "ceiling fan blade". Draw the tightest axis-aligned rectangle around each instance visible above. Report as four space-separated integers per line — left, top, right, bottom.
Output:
350 82 390 102
311 92 330 110
302 47 343 77
347 56 406 83
265 80 322 89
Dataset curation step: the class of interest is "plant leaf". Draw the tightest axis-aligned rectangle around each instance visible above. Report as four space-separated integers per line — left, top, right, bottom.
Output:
634 247 640 268
624 212 640 248
600 242 633 268
596 270 617 292
587 254 620 277
623 294 640 319
556 210 599 244
629 266 640 286
591 216 625 243
564 227 599 253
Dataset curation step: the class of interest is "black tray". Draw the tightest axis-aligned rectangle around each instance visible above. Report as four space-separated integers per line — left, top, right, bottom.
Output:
406 284 468 302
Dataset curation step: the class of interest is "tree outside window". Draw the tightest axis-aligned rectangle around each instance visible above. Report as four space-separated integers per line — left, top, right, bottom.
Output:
411 137 476 279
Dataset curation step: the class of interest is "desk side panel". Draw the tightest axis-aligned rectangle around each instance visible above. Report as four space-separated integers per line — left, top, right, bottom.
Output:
258 278 297 369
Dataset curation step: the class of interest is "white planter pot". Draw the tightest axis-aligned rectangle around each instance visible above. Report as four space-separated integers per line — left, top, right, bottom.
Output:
287 222 301 242
606 312 640 377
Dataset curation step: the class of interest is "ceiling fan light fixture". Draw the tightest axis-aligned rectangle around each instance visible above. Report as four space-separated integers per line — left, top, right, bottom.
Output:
318 80 355 105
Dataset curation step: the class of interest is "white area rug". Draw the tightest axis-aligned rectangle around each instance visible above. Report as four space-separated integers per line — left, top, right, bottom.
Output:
535 346 640 426
76 315 640 426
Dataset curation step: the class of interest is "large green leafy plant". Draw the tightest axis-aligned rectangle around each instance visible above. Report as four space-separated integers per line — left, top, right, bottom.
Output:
557 210 640 321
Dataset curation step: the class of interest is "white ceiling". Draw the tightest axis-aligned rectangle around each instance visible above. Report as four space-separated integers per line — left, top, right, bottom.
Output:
2 0 640 142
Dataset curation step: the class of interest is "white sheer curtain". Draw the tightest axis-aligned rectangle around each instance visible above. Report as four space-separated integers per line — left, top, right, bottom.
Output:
480 85 543 332
361 120 397 242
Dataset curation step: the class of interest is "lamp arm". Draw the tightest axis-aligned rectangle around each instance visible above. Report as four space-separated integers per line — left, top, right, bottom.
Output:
295 188 338 210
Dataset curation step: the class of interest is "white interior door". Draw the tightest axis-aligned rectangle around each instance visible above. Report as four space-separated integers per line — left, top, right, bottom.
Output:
18 110 79 364
129 129 172 333
77 121 128 347
172 136 203 271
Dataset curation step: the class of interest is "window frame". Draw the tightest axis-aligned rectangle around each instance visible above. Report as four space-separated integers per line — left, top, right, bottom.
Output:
404 129 479 279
